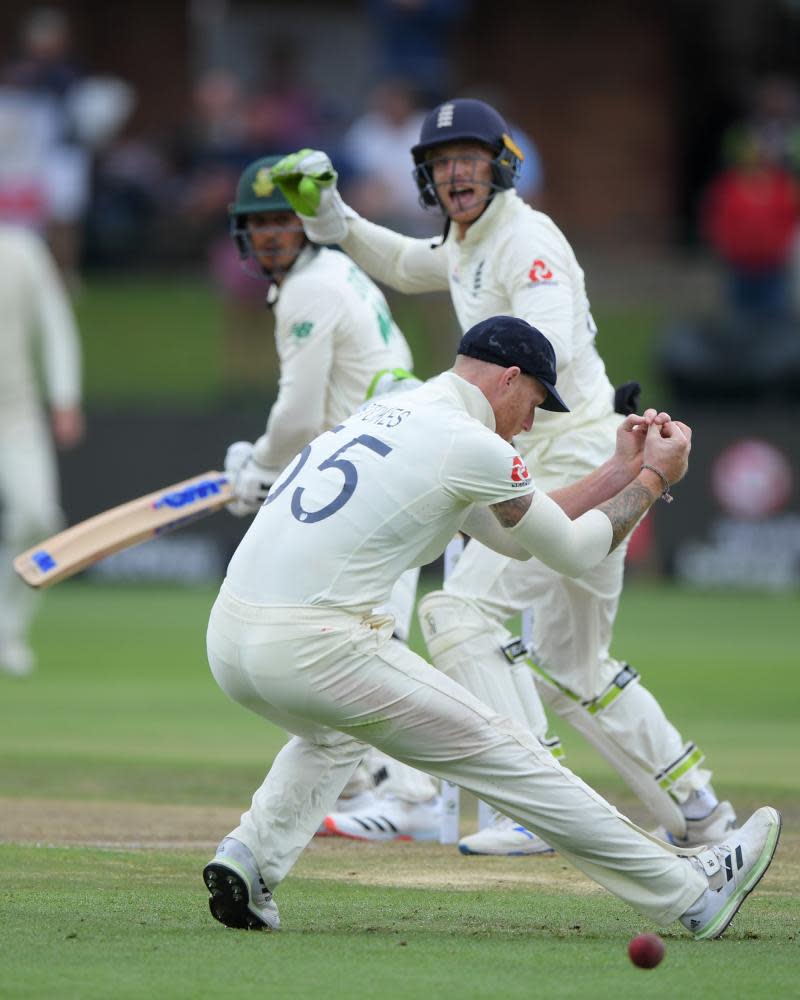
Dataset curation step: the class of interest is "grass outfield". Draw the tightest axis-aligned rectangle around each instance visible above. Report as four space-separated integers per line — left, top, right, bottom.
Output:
0 581 797 998
72 276 665 405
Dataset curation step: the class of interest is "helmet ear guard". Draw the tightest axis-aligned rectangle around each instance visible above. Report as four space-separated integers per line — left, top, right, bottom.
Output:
494 133 524 188
230 213 251 261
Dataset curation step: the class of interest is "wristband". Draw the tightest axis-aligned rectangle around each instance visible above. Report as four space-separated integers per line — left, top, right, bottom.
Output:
641 463 674 503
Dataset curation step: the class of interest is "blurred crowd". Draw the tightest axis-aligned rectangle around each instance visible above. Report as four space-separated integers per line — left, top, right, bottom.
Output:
0 3 543 282
663 75 800 402
1 4 798 401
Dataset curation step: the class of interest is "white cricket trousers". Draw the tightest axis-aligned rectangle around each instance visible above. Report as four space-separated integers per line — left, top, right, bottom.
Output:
0 410 63 646
206 583 705 925
439 412 711 823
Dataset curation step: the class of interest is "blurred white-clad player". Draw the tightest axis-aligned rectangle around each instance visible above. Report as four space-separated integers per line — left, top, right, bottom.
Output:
0 224 84 676
270 102 737 853
220 156 441 836
203 314 780 937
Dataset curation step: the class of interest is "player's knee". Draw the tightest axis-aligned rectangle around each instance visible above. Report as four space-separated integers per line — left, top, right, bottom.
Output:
418 591 489 657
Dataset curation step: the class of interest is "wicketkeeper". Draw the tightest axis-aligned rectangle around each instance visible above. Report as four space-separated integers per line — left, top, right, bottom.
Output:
267 99 737 855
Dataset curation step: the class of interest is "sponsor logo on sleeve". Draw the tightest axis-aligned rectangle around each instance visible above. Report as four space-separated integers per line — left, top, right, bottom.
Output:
528 259 554 283
510 455 530 487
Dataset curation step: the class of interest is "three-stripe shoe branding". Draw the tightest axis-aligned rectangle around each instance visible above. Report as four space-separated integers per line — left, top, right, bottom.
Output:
725 845 744 881
351 814 399 834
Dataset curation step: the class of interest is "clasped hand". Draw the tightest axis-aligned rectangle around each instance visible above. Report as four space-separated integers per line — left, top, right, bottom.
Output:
615 408 692 486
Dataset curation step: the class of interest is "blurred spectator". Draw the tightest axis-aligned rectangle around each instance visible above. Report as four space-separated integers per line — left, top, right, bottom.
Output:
366 0 471 104
701 136 800 322
175 70 276 390
1 7 136 284
0 225 84 677
176 70 251 247
340 79 434 234
244 39 321 153
1 7 89 282
0 85 57 229
84 129 170 269
4 6 80 97
723 76 800 176
662 131 800 404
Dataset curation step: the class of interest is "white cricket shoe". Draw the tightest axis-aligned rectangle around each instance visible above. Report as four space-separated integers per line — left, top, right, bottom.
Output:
203 836 280 930
655 800 737 848
679 806 781 940
458 813 555 856
323 794 441 841
0 641 35 677
315 789 383 836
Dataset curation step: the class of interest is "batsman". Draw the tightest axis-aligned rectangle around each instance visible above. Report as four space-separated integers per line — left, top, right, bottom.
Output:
269 98 736 854
220 155 443 832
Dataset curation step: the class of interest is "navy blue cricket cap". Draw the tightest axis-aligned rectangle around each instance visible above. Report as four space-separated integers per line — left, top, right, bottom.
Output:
457 315 569 412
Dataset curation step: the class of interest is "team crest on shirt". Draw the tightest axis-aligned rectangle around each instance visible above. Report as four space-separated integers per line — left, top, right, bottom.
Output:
510 455 530 487
528 259 554 283
291 321 314 338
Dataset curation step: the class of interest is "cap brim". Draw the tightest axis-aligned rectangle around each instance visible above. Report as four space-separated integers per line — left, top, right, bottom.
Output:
538 380 570 412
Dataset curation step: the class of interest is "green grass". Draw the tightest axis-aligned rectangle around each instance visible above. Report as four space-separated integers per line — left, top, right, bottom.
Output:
1 581 795 804
1 842 797 1000
73 277 226 403
70 276 666 406
0 580 797 998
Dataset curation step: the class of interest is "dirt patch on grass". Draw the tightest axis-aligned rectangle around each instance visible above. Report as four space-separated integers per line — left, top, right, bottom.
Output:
0 797 237 849
0 796 595 891
1 796 797 895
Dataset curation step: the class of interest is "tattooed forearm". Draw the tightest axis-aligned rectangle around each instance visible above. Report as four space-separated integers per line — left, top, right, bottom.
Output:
597 482 657 551
491 493 534 527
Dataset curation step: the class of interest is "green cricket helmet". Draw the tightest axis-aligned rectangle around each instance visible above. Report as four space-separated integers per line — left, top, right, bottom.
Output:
230 156 293 217
229 155 306 280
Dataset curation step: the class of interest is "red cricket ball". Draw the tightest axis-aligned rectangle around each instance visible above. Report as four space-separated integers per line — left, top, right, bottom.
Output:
628 933 665 969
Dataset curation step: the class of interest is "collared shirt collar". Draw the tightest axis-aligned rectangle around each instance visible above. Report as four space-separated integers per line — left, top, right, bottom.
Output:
456 188 516 248
266 243 319 306
434 371 496 431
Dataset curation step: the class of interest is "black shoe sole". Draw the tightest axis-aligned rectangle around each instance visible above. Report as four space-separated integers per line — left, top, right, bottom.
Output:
203 862 268 931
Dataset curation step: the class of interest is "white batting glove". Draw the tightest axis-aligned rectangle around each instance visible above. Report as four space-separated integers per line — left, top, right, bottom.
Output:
227 457 274 517
224 440 254 476
224 441 256 516
222 442 272 517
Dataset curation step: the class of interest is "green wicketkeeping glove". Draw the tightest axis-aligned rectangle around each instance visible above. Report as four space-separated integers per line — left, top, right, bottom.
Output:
270 149 338 217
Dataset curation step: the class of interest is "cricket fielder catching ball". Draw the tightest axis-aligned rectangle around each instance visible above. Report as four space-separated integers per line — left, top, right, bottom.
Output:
268 99 737 854
204 315 780 937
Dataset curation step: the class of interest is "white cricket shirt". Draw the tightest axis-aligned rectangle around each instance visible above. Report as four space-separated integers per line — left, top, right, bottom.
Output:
252 246 413 479
0 225 82 415
342 188 616 453
226 372 534 612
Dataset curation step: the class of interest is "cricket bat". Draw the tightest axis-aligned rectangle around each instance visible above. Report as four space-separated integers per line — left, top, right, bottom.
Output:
14 471 235 589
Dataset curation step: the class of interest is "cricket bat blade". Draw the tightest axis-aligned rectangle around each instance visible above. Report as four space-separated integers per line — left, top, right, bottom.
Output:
14 470 234 589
